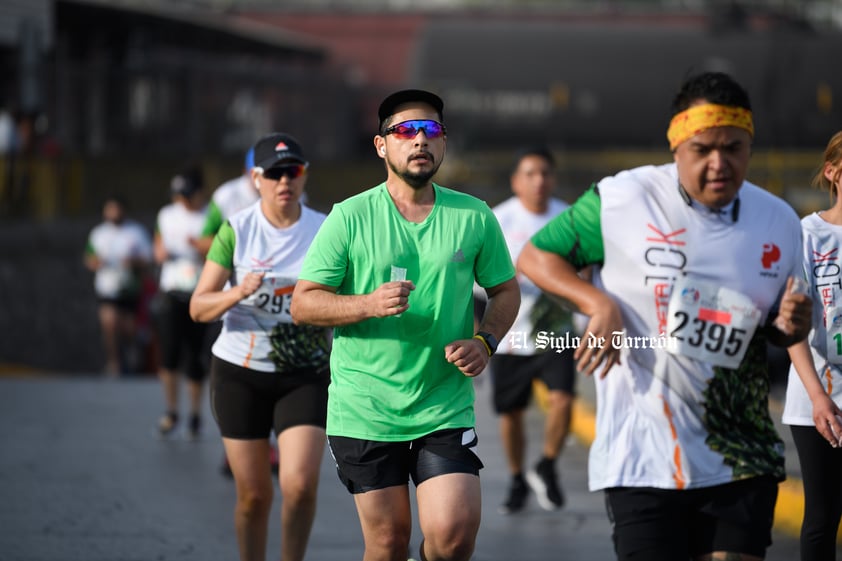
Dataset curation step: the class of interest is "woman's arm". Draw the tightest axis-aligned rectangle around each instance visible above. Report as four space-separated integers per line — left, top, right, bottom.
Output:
189 260 262 323
788 339 842 446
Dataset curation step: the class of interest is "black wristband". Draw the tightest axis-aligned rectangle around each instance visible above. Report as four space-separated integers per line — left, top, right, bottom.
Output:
474 331 499 356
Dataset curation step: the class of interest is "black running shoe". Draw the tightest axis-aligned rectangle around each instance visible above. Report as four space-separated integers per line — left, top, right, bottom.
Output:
188 414 201 440
498 474 529 515
526 458 564 510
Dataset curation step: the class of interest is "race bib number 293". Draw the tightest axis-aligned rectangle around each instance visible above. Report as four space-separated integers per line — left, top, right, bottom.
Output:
665 276 762 369
242 273 296 322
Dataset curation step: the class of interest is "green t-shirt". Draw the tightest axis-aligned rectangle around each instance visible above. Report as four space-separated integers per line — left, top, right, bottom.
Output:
200 201 225 238
531 184 605 268
299 183 516 440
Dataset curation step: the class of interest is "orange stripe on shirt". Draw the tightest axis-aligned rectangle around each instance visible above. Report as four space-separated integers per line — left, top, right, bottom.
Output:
662 397 686 490
826 366 834 395
241 332 256 368
274 285 295 296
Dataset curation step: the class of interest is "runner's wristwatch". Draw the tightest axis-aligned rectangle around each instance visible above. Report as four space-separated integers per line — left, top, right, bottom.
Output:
473 331 499 356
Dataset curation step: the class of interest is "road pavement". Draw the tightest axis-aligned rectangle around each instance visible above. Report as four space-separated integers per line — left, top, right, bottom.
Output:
0 371 828 561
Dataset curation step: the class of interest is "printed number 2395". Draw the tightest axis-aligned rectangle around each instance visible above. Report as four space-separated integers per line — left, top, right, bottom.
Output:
669 311 747 356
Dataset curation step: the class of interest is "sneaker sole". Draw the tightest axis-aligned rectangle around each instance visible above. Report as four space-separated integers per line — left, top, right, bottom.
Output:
525 469 560 511
497 505 525 515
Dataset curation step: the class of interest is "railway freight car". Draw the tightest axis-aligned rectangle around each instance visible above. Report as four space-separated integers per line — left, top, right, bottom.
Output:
410 19 842 151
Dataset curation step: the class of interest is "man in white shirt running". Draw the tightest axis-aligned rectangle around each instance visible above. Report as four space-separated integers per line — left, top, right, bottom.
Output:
479 147 576 514
518 71 812 561
195 147 259 256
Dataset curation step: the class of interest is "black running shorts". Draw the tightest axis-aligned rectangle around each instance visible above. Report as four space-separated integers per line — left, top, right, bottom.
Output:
153 291 209 381
605 475 778 560
210 356 329 439
328 427 484 494
489 351 575 413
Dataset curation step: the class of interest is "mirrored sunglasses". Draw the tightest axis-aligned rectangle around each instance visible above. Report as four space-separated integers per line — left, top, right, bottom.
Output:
263 163 308 180
382 119 446 140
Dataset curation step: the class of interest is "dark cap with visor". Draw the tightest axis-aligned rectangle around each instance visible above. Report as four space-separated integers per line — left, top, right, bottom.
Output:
378 89 444 130
170 167 203 197
253 133 307 171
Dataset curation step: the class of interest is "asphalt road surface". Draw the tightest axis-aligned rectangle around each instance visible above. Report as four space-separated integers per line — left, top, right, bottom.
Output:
0 372 820 561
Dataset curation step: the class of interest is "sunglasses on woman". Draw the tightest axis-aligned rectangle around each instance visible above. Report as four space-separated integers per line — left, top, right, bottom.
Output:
382 119 447 140
261 163 308 180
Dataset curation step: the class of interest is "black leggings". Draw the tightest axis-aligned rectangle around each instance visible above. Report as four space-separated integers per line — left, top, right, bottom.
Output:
791 424 842 561
154 292 208 380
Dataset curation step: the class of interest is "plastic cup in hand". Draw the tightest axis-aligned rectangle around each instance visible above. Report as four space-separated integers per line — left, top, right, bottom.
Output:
390 266 407 282
391 266 407 317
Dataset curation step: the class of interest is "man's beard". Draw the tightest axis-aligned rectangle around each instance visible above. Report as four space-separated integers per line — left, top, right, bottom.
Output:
387 158 441 190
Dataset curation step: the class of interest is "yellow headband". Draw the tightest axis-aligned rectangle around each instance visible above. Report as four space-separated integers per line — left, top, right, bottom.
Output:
667 103 754 150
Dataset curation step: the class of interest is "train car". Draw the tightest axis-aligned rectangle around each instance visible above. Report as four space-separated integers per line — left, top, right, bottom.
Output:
410 19 842 150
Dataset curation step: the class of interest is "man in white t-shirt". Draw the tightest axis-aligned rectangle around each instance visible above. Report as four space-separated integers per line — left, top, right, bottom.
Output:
194 147 259 256
479 147 576 515
84 196 154 375
518 72 813 560
153 167 209 439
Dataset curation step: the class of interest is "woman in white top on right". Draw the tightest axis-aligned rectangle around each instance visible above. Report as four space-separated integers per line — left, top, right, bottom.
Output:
783 130 842 561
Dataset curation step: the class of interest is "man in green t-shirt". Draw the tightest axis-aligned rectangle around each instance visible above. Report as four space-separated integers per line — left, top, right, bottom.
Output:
292 89 520 561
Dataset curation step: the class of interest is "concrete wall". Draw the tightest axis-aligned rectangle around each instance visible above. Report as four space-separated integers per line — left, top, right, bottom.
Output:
0 218 118 373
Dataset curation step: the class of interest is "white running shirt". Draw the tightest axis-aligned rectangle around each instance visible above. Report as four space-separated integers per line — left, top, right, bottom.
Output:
156 203 207 293
492 196 569 355
209 202 326 373
782 212 842 426
213 175 259 222
590 164 801 491
87 219 153 299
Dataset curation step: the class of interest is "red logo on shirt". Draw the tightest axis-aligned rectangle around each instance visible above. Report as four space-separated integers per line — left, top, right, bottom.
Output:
761 243 781 269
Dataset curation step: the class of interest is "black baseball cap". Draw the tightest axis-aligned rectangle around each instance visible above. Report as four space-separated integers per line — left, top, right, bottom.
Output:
170 166 203 197
252 133 307 171
378 89 444 130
